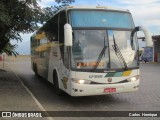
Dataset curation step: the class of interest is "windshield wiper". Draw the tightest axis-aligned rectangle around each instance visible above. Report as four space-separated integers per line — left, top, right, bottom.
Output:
112 35 128 70
93 37 108 70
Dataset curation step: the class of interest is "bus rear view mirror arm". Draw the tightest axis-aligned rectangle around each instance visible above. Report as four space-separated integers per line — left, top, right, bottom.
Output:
131 26 153 47
64 23 73 46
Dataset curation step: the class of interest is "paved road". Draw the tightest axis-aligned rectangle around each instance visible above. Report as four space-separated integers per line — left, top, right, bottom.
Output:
8 57 160 120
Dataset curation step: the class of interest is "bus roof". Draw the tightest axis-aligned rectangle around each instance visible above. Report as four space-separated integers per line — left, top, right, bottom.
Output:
58 6 130 13
31 6 130 37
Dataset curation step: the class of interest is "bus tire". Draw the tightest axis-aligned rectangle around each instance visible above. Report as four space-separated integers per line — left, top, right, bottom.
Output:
53 71 63 95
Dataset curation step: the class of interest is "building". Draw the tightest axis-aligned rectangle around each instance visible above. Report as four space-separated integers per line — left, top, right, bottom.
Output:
153 35 160 62
139 35 160 62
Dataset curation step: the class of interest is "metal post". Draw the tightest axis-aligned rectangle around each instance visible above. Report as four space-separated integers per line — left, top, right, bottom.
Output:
2 53 5 68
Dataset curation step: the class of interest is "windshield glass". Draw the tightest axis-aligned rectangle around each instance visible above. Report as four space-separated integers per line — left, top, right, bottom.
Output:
71 30 109 69
71 30 138 70
108 30 138 69
70 10 134 29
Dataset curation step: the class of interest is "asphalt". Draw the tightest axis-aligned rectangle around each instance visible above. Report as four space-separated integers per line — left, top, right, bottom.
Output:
0 58 159 120
0 62 51 120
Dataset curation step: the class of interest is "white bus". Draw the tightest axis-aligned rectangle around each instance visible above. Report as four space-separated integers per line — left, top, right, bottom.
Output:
31 6 152 96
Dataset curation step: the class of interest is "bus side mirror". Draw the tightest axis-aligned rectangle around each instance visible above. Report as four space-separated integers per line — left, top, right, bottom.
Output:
131 26 153 47
64 23 73 46
138 26 153 47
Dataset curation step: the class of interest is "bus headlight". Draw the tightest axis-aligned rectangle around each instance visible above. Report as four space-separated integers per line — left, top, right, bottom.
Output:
127 75 140 82
72 78 92 84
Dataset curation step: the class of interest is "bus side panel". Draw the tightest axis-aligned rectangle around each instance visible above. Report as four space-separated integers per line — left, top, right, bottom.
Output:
48 42 65 93
47 42 73 95
48 42 61 84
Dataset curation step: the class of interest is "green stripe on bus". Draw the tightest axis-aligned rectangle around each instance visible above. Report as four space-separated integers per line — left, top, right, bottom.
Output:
105 70 132 77
114 72 123 77
105 72 115 77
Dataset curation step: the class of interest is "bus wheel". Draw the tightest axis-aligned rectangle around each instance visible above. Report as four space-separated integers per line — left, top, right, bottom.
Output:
53 71 63 95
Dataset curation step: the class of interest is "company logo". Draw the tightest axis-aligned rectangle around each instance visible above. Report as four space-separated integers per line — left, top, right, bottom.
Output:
108 78 112 82
2 112 11 117
1 112 42 118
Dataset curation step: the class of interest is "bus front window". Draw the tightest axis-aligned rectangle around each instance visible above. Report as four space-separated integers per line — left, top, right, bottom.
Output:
71 30 138 70
108 30 138 69
71 30 109 69
70 10 138 70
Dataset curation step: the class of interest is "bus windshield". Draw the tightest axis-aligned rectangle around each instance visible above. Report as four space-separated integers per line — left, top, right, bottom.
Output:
71 30 138 70
70 10 134 29
70 10 138 70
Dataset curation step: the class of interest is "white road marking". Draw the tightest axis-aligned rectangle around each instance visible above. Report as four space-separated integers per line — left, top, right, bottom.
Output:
9 65 54 120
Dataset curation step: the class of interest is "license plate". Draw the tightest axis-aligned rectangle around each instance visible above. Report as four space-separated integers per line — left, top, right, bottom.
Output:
104 88 116 93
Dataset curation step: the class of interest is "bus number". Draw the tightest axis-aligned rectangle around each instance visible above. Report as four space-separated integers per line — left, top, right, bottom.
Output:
89 75 103 78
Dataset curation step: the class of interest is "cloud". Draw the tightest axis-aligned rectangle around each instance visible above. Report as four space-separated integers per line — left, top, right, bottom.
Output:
38 0 56 7
74 1 89 5
130 6 160 23
73 0 94 5
113 0 160 34
11 33 31 55
96 0 108 5
115 0 160 5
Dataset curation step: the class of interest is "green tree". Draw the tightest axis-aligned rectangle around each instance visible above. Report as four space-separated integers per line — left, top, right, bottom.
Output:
0 0 42 55
0 0 75 55
55 0 75 10
41 0 75 24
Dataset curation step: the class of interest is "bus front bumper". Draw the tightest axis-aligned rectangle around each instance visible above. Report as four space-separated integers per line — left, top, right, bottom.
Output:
70 80 139 96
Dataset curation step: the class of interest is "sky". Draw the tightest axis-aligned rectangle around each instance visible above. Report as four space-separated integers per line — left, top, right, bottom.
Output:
13 0 160 55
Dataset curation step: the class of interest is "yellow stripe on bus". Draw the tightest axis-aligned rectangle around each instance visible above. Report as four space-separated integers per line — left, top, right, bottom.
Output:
122 70 132 76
